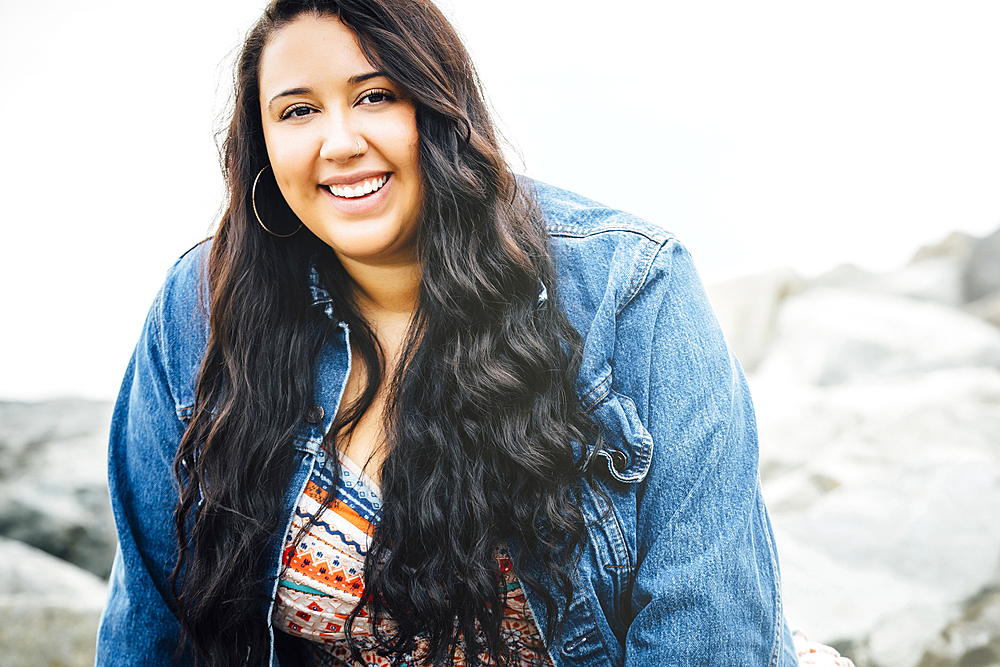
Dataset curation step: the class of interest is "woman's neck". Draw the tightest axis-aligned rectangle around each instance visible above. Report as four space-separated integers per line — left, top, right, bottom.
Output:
337 255 421 320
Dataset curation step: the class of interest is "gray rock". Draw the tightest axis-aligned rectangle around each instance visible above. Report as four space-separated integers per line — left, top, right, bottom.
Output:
964 290 1000 329
911 231 979 265
0 400 111 480
965 227 1000 302
754 367 1000 667
706 268 804 373
809 232 980 308
812 257 966 306
915 586 1000 667
0 536 106 667
754 288 1000 386
0 400 116 578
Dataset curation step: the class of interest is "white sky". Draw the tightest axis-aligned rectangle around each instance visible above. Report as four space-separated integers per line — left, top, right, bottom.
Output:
2 1 999 400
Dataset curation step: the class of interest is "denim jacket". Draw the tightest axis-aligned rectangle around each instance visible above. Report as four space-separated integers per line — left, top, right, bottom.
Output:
96 180 798 666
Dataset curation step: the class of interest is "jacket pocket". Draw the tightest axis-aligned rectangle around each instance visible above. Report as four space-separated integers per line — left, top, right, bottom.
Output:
589 388 653 484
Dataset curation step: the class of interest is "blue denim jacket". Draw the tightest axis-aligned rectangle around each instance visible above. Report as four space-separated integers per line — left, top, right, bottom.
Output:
96 180 797 666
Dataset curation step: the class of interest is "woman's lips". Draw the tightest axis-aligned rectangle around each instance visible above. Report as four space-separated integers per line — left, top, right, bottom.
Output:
320 173 393 214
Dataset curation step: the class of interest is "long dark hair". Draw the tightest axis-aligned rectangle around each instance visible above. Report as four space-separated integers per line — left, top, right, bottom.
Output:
171 1 599 665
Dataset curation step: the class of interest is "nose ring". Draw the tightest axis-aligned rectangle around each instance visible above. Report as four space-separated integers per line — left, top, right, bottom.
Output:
355 141 363 158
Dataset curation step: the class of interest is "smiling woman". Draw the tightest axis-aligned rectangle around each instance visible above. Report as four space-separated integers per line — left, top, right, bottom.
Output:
259 15 424 270
94 1 814 667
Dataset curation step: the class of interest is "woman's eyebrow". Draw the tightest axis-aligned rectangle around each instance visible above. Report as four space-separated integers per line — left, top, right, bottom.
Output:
267 72 389 111
349 70 388 85
268 87 312 110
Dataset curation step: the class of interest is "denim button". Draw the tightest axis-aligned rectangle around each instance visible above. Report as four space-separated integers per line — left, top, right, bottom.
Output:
305 405 324 424
609 449 628 473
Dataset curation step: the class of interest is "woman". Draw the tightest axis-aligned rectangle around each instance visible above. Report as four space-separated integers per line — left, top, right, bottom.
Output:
96 0 834 665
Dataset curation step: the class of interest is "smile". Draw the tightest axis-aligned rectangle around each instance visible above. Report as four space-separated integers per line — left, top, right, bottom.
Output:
323 174 389 199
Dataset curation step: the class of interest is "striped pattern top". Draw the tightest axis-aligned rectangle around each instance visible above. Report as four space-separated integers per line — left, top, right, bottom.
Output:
272 451 555 667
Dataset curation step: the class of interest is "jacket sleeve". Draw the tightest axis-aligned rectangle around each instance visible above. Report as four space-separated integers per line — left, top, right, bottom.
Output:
96 261 201 666
618 240 797 666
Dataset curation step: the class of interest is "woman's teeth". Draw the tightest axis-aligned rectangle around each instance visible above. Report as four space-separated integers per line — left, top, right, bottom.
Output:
326 175 388 198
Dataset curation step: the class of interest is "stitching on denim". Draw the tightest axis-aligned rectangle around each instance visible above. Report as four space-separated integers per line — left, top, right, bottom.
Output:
547 223 669 245
153 287 187 424
566 596 614 663
581 372 612 411
762 487 784 667
588 480 632 575
608 391 654 483
617 239 663 314
293 436 322 454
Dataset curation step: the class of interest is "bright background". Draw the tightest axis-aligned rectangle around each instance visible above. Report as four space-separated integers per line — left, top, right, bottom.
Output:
2 1 998 400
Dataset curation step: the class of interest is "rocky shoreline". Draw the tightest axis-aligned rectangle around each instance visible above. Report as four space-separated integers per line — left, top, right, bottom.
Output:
709 225 1000 666
1 226 997 666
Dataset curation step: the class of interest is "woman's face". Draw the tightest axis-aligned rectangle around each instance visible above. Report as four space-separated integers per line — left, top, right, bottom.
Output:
259 14 423 267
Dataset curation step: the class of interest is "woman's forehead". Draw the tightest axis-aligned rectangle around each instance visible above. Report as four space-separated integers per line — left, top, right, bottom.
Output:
259 14 372 95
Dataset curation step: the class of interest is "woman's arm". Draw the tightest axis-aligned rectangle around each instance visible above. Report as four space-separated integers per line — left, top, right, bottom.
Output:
96 250 207 666
615 240 798 665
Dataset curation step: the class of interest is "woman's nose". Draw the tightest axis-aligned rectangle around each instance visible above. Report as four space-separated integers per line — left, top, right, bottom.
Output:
318 114 364 163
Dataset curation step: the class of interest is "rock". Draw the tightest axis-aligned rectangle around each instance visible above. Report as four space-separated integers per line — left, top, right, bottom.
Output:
706 268 804 372
916 586 1000 667
911 231 979 265
0 400 112 480
965 227 1000 302
809 232 981 307
964 290 1000 329
0 400 116 578
753 287 1000 386
813 258 966 306
0 536 106 667
754 367 1000 666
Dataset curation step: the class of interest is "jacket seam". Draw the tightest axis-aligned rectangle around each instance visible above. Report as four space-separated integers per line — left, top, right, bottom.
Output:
152 287 185 424
581 372 613 411
763 488 784 667
547 224 668 245
616 238 665 314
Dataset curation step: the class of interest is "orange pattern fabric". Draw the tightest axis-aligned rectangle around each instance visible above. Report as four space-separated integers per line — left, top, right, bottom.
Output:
272 452 555 667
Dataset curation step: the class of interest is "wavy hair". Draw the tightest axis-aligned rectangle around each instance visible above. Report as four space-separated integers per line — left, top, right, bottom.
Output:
171 1 600 665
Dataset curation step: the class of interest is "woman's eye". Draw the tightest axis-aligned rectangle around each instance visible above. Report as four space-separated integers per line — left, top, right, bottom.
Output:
280 105 316 120
358 89 397 106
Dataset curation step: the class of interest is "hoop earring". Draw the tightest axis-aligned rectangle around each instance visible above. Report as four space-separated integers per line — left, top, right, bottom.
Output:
252 165 302 238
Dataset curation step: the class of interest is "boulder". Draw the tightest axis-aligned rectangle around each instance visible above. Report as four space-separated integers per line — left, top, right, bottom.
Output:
964 227 1000 302
754 367 1000 667
809 232 980 308
915 586 1000 667
911 231 979 265
0 400 112 479
753 288 1000 386
0 536 106 667
705 267 804 373
813 258 965 306
0 400 116 578
964 290 1000 329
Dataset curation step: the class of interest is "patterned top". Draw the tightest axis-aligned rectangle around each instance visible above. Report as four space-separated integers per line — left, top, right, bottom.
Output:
272 452 555 667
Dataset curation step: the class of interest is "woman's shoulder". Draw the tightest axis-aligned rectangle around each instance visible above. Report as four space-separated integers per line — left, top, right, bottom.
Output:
139 239 212 418
160 239 212 301
521 176 673 245
522 177 696 325
153 239 211 346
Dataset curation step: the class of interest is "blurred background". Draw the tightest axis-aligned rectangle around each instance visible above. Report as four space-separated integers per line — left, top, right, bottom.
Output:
1 1 998 665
